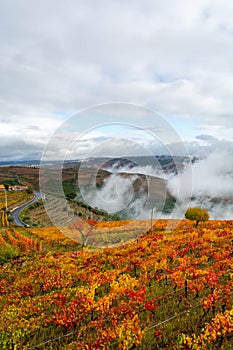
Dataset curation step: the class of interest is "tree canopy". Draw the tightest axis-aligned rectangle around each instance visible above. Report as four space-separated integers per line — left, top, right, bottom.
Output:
185 207 209 227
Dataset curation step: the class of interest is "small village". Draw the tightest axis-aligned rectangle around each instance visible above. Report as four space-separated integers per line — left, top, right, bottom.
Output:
0 184 28 191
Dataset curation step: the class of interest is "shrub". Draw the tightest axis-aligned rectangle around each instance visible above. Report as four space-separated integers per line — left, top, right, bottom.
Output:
0 245 20 265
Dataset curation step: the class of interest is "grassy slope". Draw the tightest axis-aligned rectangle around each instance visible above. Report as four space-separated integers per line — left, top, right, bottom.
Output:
3 164 174 227
0 165 171 199
0 166 40 188
20 199 120 227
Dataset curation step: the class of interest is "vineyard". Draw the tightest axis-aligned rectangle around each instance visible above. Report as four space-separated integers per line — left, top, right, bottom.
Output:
0 190 32 210
0 220 232 349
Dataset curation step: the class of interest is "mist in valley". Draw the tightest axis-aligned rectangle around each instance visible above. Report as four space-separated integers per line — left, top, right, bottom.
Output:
168 146 233 219
79 144 233 220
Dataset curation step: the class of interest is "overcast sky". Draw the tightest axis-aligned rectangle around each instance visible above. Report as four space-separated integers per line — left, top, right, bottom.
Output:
1 0 233 161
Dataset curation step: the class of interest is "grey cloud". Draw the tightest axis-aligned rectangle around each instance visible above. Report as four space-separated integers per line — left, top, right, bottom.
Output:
0 0 233 159
183 135 233 159
196 134 218 142
0 136 42 161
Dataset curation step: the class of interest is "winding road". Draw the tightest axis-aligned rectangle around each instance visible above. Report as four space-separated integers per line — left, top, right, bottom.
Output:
11 191 44 227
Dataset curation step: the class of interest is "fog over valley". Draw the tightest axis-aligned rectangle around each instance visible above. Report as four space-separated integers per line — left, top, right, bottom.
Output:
76 145 233 220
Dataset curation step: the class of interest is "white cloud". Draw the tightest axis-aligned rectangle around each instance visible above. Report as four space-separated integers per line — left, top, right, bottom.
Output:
0 0 233 160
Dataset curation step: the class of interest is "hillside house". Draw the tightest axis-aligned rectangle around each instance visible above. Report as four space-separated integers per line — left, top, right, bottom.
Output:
9 185 28 191
0 184 5 191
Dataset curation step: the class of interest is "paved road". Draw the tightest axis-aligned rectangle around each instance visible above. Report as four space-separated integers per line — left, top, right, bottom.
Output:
11 191 44 227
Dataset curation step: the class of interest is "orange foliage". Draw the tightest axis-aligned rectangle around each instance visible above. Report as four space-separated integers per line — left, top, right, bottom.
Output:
0 219 232 349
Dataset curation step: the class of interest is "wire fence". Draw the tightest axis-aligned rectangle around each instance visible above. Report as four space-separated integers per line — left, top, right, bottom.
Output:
19 268 232 350
7 226 233 350
147 302 203 330
28 330 81 349
25 302 204 350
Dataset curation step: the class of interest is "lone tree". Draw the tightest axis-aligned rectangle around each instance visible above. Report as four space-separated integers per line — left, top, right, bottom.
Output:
68 218 98 248
185 207 209 227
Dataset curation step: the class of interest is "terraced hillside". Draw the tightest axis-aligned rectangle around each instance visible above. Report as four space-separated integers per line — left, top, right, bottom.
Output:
0 219 232 349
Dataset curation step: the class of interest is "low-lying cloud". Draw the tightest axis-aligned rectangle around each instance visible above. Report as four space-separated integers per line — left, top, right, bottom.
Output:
168 144 233 219
83 139 233 220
